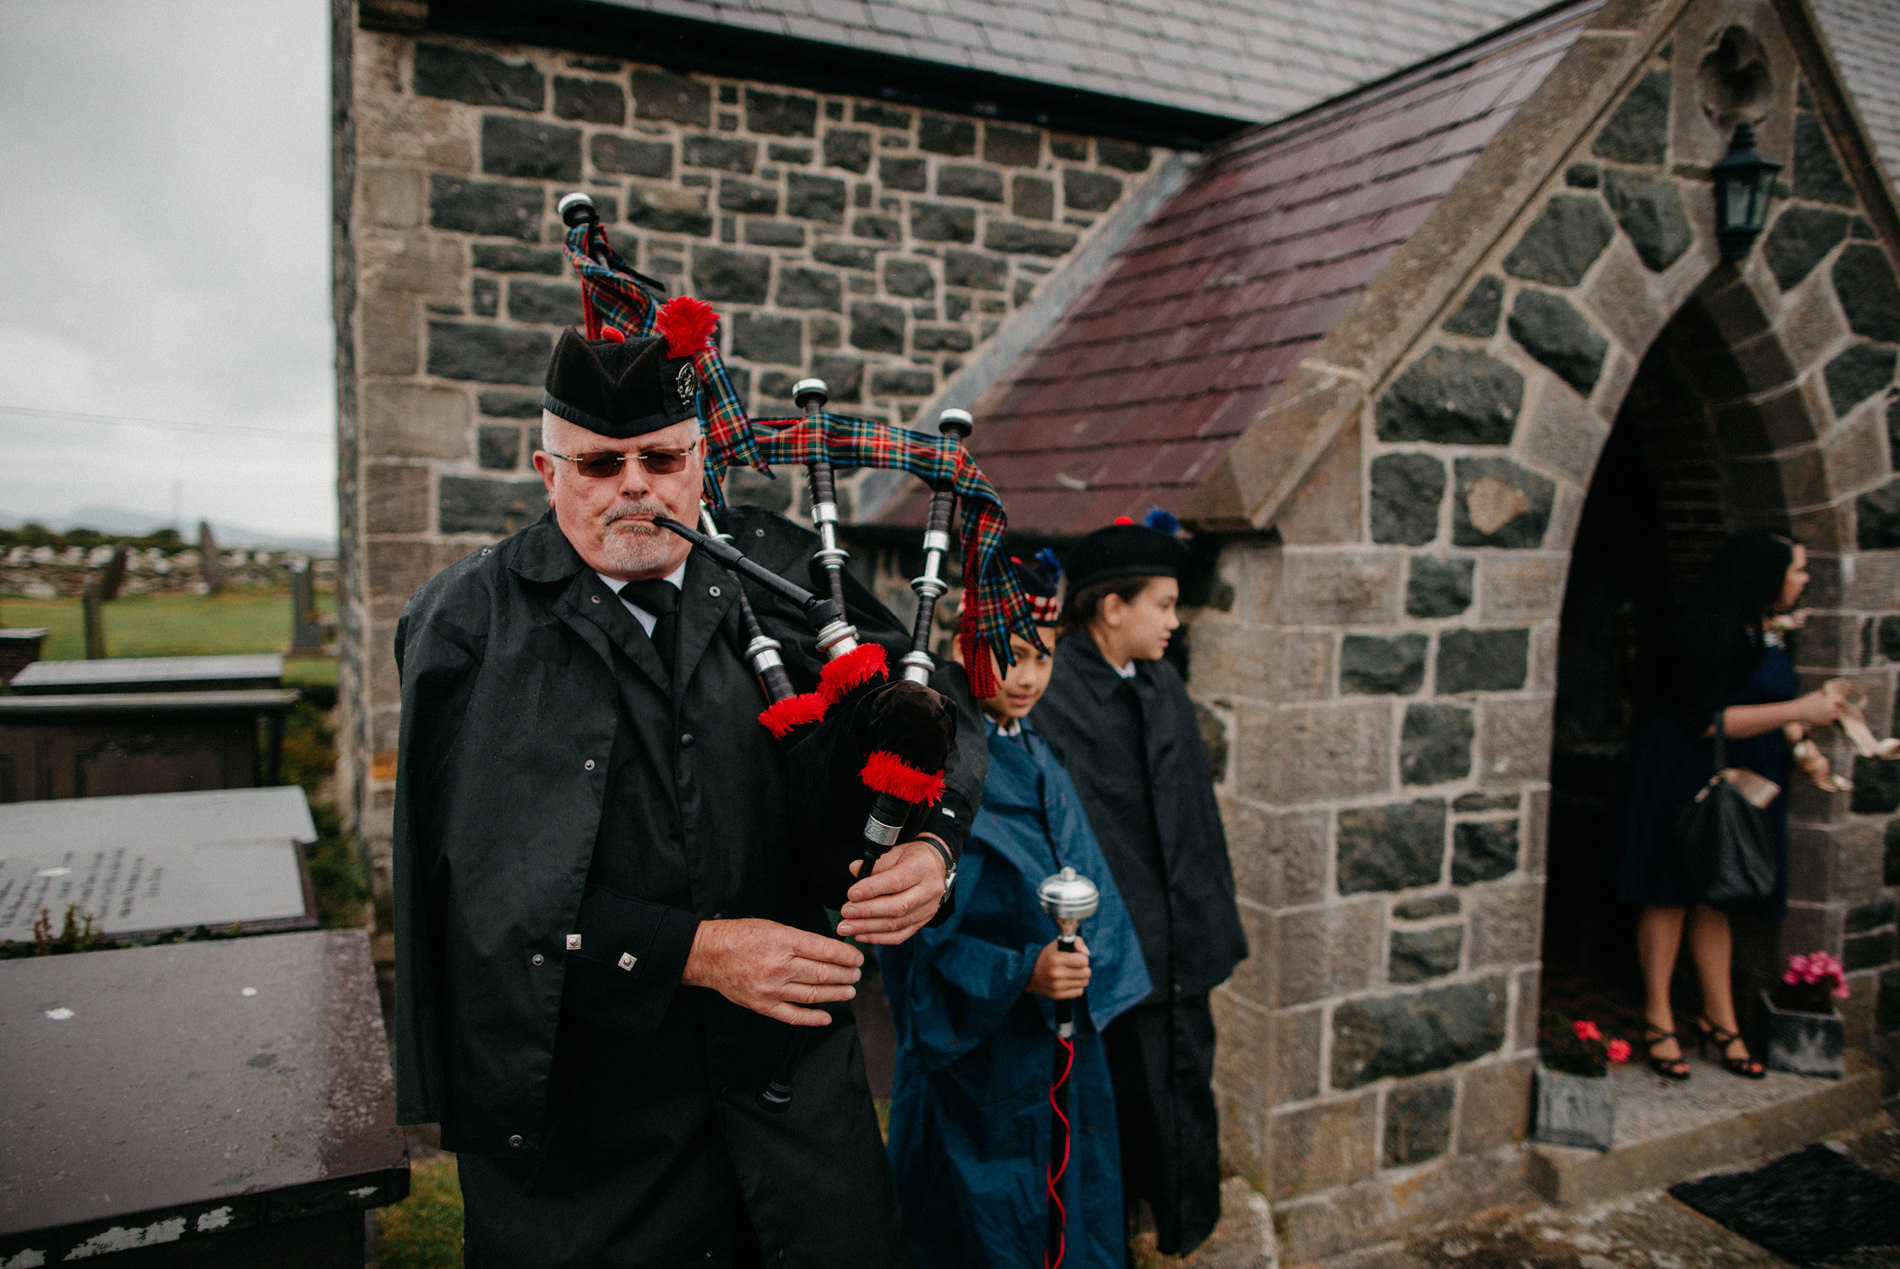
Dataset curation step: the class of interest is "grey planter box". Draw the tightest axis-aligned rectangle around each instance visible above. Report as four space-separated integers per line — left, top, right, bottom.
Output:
1533 1062 1613 1151
1762 990 1845 1079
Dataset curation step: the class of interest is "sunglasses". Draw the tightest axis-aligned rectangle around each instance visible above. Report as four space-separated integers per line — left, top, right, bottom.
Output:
544 440 697 478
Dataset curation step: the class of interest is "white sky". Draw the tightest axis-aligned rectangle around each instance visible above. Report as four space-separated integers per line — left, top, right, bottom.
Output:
0 1 334 541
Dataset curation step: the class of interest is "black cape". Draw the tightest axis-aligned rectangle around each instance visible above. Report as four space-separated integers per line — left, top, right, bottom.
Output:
1032 634 1247 1254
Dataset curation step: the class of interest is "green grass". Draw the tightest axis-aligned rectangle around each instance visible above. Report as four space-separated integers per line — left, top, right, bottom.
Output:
377 1155 465 1268
1 588 335 686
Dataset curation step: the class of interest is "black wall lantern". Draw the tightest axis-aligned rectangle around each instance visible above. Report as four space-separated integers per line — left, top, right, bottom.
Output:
1711 123 1782 260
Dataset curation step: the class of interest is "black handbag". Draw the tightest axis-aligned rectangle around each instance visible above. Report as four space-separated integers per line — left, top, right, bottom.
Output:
1673 711 1779 907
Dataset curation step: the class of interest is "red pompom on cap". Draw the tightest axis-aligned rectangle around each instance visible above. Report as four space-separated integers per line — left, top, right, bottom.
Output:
860 751 948 805
655 295 719 358
1113 515 1134 525
599 326 627 343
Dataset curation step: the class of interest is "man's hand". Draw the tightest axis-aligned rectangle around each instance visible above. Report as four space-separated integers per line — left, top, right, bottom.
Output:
1026 937 1091 1000
836 838 948 945
681 918 862 1026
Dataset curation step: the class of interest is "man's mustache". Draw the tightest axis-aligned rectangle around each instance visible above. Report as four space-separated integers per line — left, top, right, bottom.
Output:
602 500 669 528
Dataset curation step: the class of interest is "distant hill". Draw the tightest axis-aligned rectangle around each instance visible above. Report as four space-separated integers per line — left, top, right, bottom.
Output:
0 503 336 555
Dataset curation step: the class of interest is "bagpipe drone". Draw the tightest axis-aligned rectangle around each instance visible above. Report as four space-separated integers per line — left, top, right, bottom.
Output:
556 193 1039 1107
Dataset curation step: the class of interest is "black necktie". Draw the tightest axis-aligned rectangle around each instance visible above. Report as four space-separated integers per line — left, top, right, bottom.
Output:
620 579 680 673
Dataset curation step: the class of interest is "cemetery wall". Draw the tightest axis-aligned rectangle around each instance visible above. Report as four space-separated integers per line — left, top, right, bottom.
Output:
0 549 336 600
336 15 1175 928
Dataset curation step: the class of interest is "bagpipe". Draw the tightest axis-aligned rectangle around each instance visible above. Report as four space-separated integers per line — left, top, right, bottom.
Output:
556 193 1038 1103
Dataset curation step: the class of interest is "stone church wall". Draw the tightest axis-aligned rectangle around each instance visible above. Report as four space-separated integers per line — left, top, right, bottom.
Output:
334 10 1172 925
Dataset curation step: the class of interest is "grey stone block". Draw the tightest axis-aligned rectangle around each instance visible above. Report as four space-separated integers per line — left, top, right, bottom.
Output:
814 242 879 271
1098 139 1152 171
854 102 912 129
745 88 817 137
1331 977 1507 1088
1564 163 1599 189
717 177 779 215
731 312 802 365
478 390 541 419
470 276 498 318
1856 479 1900 551
505 280 582 326
1508 290 1607 394
1601 170 1692 273
1338 800 1447 895
1013 176 1055 221
1764 206 1851 291
426 321 550 384
1452 820 1519 884
1453 792 1518 812
477 425 520 470
438 476 546 534
913 325 973 352
849 301 906 353
471 244 564 274
1794 112 1856 207
852 214 902 242
690 247 770 303
1850 752 1900 813
810 354 864 403
985 222 1078 256
1380 346 1523 445
1369 453 1445 546
944 250 1006 290
627 185 711 238
429 176 542 242
1451 458 1554 550
1390 928 1463 985
1407 557 1473 618
744 222 806 247
777 267 843 312
879 156 927 191
1064 167 1123 212
1833 244 1900 343
1436 628 1529 694
1824 343 1897 418
1393 893 1460 920
553 76 625 124
1341 634 1427 696
1503 195 1615 287
823 129 871 173
870 366 936 396
768 143 812 164
1590 70 1669 165
787 172 847 223
414 43 542 110
939 165 1003 202
912 203 977 243
919 115 976 156
1443 277 1503 337
591 136 672 178
1401 704 1473 786
983 124 1041 167
883 259 935 299
1384 1079 1455 1164
682 135 757 173
633 68 710 126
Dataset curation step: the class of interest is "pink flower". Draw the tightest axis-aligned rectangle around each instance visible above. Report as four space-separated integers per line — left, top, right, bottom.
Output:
1606 1039 1631 1064
1572 1020 1602 1042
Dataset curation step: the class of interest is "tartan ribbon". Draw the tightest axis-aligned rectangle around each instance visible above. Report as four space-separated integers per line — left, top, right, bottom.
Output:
561 221 1035 695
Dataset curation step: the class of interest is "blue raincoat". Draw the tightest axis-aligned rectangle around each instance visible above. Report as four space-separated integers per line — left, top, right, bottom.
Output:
881 720 1152 1269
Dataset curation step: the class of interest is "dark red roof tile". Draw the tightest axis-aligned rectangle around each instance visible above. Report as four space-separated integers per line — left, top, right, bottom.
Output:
874 12 1588 537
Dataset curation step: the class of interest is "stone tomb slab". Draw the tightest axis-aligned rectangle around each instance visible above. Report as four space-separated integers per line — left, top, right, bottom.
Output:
8 653 285 695
0 787 317 942
0 930 408 1266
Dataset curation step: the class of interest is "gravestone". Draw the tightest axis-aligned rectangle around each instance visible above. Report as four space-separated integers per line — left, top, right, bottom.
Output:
198 520 222 595
0 629 48 685
0 688 298 801
0 786 317 941
0 930 408 1267
8 654 285 695
99 544 128 602
82 579 106 659
289 563 325 654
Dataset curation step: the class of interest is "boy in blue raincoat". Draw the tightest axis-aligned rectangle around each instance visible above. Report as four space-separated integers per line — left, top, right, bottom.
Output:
880 553 1152 1269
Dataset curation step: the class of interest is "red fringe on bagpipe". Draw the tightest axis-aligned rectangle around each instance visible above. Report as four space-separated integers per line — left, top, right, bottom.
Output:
756 692 828 739
818 643 888 703
860 751 947 805
655 295 719 357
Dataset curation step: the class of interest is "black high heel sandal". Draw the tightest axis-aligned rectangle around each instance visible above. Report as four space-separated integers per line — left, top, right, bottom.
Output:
1642 1023 1691 1081
1696 1017 1766 1079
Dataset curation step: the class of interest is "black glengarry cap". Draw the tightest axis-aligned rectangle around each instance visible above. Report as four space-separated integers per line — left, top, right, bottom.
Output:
543 327 699 438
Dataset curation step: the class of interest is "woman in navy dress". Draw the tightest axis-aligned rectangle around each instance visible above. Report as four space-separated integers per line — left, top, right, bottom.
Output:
1619 530 1846 1079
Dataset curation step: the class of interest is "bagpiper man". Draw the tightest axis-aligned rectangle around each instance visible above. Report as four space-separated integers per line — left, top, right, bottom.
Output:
390 319 986 1268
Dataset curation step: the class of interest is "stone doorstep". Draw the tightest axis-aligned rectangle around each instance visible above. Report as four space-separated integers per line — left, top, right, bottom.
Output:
1526 1048 1883 1207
